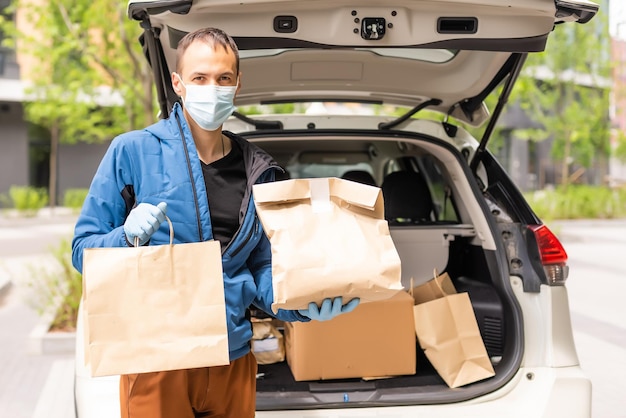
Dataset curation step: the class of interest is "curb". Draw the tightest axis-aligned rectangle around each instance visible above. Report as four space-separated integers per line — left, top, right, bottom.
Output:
28 310 76 355
0 207 78 228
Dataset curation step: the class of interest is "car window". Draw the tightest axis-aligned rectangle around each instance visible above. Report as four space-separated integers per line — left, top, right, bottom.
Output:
256 139 459 224
285 162 374 180
420 155 460 223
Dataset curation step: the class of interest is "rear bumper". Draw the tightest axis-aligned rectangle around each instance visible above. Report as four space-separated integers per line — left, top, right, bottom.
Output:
256 365 591 418
75 366 591 418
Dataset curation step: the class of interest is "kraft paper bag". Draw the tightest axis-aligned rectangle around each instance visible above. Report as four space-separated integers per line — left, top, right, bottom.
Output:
411 272 495 388
253 177 403 313
251 319 285 365
82 218 230 377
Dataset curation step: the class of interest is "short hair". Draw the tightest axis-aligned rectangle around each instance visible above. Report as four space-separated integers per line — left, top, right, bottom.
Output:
175 27 240 74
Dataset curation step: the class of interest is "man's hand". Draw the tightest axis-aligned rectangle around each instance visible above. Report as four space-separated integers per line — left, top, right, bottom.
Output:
298 297 360 321
124 202 168 246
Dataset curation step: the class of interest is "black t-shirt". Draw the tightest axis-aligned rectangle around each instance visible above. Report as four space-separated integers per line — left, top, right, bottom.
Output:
201 140 247 249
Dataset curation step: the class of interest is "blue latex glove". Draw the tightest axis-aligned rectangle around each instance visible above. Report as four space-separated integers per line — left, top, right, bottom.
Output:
123 202 168 246
298 297 360 321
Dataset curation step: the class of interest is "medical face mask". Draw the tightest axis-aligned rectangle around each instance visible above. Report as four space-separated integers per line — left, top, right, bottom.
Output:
175 73 238 131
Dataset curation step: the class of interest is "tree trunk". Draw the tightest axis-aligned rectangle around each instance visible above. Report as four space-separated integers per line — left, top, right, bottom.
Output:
49 122 59 207
561 132 571 188
144 73 156 124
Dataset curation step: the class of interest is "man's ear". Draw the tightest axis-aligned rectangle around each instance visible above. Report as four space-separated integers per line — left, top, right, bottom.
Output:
171 72 183 96
235 72 242 96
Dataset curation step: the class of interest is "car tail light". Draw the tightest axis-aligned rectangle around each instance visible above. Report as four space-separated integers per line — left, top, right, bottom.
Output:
528 224 569 285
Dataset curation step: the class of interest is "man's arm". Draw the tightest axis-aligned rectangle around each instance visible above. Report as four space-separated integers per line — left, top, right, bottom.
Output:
71 139 134 273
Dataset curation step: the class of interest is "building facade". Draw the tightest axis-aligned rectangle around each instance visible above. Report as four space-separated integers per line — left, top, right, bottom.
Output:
0 0 29 201
0 1 110 208
610 36 626 187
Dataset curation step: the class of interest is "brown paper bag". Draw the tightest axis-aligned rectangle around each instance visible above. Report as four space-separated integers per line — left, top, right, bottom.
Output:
252 177 403 312
82 218 230 377
251 319 285 365
411 272 495 388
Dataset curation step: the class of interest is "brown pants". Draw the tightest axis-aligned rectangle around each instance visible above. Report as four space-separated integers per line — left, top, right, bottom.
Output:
119 352 257 418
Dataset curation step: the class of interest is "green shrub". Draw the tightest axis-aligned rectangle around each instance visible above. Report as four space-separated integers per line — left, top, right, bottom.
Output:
524 186 626 221
8 185 49 215
63 188 89 210
28 238 81 331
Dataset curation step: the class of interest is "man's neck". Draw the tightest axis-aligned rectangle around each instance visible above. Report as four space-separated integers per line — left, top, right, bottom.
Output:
185 113 231 164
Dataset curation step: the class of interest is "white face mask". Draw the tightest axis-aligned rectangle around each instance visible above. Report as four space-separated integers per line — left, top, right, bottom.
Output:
175 73 238 131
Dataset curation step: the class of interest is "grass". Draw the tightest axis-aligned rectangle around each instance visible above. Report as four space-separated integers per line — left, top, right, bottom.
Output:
63 188 88 212
524 185 626 221
27 238 81 332
5 186 49 216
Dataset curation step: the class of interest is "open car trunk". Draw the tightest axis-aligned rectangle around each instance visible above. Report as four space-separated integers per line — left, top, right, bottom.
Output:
229 127 526 410
120 0 597 412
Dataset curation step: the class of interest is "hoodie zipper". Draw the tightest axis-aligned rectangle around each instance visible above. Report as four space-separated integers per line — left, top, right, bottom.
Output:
175 112 204 241
173 119 278 254
229 214 259 258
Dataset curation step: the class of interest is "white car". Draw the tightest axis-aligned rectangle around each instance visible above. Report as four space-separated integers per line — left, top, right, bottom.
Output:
75 0 598 416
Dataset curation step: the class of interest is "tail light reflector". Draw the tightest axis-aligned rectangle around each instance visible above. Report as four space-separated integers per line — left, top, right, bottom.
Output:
528 224 569 285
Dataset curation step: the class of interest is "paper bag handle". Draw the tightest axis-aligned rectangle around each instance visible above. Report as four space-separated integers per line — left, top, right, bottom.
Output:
431 268 449 297
409 270 445 297
133 215 174 247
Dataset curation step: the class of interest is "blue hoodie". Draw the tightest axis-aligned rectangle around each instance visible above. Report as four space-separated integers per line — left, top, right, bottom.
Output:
72 103 307 362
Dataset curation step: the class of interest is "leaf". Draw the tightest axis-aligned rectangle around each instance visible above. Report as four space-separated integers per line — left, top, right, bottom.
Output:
9 0 157 144
509 10 611 183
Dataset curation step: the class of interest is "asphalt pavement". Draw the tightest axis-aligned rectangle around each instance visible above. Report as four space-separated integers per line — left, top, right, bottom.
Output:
0 212 624 418
551 218 626 418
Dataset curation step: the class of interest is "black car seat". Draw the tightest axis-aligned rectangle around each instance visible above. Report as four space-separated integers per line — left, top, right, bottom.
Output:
381 171 435 224
341 170 377 186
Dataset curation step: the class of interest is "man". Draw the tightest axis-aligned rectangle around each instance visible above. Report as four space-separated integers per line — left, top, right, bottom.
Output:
71 27 359 418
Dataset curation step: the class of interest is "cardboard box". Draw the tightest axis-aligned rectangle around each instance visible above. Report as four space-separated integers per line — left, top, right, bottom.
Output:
284 291 416 381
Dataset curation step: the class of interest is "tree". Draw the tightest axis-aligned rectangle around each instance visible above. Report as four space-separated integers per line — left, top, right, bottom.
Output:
1 0 155 206
512 13 612 187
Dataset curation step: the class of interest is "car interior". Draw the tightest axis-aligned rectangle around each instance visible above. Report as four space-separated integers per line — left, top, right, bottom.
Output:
247 134 508 407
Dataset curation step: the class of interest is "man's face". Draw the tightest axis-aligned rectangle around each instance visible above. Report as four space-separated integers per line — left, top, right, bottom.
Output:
172 40 241 97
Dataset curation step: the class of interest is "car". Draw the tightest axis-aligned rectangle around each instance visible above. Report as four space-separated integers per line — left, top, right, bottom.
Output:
75 0 599 416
